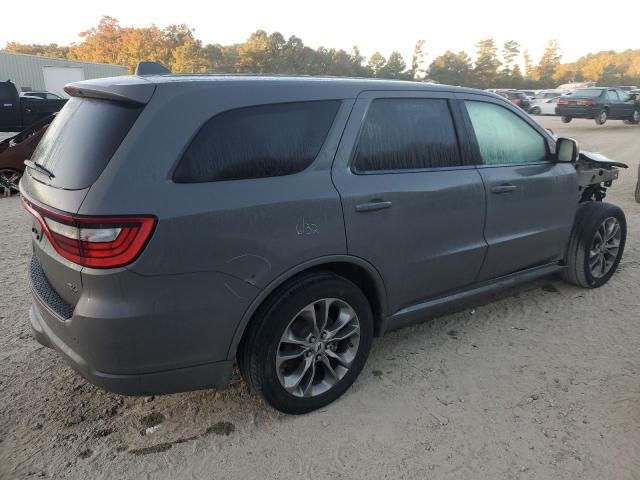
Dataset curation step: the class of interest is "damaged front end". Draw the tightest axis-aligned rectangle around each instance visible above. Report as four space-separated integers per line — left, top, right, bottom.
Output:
575 150 628 202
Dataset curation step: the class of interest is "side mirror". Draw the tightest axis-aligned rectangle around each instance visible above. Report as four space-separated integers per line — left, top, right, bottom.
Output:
556 137 579 163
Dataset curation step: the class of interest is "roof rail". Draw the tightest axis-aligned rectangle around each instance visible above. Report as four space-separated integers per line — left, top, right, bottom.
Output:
135 61 171 76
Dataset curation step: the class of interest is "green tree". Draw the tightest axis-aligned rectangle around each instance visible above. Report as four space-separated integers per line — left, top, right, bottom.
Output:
473 38 501 88
171 39 208 72
378 51 408 79
535 40 562 87
427 50 474 86
501 40 520 76
368 52 386 77
410 40 426 80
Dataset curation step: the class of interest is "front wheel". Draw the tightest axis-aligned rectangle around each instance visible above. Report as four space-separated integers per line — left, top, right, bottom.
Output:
561 116 572 123
628 109 640 124
595 109 608 125
239 272 373 414
530 107 541 115
562 202 626 288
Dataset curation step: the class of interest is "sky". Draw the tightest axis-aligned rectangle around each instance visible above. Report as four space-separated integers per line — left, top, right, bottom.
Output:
1 0 637 67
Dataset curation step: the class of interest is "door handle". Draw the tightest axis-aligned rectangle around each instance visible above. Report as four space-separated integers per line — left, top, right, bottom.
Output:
355 200 393 212
491 184 517 194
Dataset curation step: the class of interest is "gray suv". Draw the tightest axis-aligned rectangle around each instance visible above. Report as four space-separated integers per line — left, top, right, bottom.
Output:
21 65 627 413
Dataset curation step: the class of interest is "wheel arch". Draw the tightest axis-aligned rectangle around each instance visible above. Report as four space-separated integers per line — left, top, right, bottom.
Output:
226 255 388 360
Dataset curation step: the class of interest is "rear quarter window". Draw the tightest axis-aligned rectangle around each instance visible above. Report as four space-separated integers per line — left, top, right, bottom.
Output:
173 101 341 183
29 97 142 189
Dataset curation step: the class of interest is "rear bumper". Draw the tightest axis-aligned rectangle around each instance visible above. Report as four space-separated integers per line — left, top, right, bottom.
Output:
555 106 600 118
29 302 233 395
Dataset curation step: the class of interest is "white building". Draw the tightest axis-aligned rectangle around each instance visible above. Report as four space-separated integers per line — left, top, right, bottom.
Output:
0 51 127 98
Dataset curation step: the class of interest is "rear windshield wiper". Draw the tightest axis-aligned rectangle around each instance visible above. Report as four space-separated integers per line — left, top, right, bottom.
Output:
24 159 55 179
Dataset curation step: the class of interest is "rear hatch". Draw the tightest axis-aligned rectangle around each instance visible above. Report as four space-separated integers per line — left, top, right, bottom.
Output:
20 78 153 317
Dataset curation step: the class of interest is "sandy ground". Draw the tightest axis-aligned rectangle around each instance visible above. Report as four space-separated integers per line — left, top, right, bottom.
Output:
1 116 639 480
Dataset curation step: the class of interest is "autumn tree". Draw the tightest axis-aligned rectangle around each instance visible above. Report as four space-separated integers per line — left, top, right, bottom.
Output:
4 42 69 58
68 16 124 65
4 18 639 86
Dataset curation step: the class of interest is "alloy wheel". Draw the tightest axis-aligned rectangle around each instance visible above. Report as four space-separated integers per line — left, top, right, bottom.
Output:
589 217 621 278
276 298 360 398
0 169 21 196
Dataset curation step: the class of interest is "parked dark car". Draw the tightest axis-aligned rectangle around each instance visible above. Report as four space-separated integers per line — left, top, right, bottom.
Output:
496 90 531 111
0 81 66 132
0 114 53 195
20 65 628 413
556 87 640 125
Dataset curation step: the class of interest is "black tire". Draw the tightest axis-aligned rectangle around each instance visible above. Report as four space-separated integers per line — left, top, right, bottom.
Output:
561 202 626 288
561 116 572 123
629 109 640 124
238 272 373 414
595 109 608 125
530 107 541 115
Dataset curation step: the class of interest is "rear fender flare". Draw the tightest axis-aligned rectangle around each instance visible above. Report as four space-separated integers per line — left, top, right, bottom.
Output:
225 255 388 360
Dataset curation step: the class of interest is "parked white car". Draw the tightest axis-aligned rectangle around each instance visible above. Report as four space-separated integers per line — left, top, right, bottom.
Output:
529 96 560 115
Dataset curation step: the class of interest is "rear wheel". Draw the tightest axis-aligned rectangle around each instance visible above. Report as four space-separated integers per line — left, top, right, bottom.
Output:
239 272 373 414
562 202 626 288
595 109 608 125
0 168 21 196
561 116 572 123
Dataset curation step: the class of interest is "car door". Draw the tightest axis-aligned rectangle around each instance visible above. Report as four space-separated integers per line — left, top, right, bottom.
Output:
0 83 21 131
605 90 621 117
543 97 558 115
616 89 636 118
332 91 487 315
458 93 578 281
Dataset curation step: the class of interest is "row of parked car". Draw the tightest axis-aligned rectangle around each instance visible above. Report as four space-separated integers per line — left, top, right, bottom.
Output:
489 86 640 125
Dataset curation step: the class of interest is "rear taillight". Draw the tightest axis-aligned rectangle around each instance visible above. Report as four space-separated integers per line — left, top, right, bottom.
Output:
557 99 569 105
21 196 156 269
576 99 594 106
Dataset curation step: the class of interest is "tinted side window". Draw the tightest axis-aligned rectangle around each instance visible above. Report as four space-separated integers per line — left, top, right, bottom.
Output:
353 98 461 172
606 90 619 101
465 101 547 165
0 83 15 101
174 101 340 183
617 90 630 101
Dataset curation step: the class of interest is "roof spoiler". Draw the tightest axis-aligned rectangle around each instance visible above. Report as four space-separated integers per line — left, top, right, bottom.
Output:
64 76 156 104
135 61 171 76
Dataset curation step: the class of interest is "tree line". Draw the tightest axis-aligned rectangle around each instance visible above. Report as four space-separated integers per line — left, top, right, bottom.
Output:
4 16 640 89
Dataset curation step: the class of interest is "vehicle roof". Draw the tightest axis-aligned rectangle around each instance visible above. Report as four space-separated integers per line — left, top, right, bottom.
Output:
69 73 497 101
138 73 459 89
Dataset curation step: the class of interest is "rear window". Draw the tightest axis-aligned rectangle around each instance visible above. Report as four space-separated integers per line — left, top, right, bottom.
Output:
29 97 142 190
572 89 604 98
173 101 340 183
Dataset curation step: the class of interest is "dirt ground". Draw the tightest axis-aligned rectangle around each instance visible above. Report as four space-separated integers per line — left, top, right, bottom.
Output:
1 116 639 480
